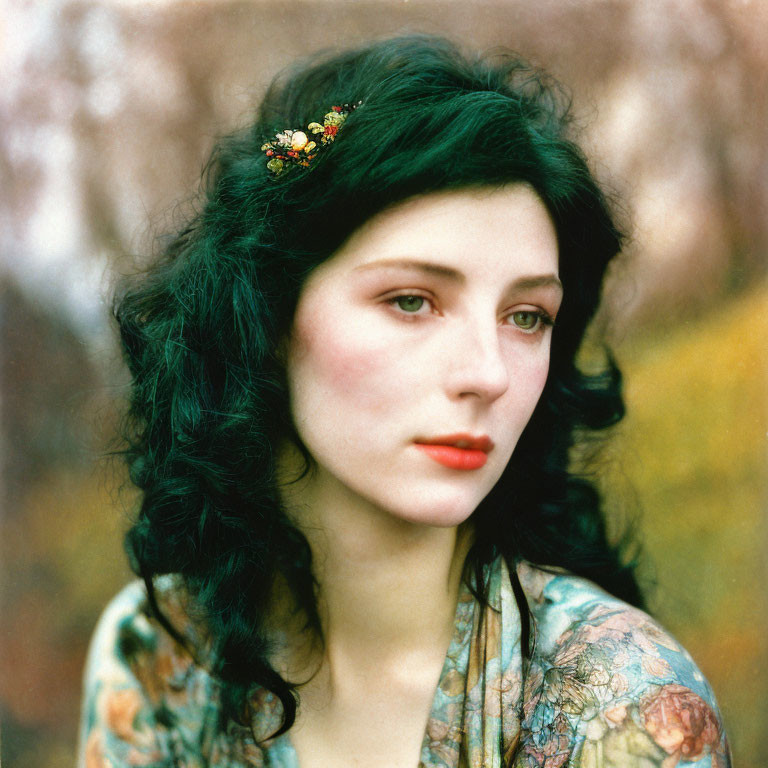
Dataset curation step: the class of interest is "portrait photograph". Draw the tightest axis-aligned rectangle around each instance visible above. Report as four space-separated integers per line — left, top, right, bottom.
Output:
0 1 765 766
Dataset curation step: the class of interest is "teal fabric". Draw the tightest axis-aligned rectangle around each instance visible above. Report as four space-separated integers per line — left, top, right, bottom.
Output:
78 559 730 767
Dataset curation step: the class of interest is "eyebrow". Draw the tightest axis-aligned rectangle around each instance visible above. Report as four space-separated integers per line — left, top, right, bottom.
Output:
354 258 563 294
354 258 463 281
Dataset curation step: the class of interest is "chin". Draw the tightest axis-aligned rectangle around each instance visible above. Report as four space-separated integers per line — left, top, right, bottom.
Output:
400 510 476 529
374 489 482 529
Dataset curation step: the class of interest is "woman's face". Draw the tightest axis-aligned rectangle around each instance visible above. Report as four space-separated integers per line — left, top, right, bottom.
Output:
283 185 561 527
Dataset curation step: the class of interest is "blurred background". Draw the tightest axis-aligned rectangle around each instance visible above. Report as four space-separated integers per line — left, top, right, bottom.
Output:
0 0 765 765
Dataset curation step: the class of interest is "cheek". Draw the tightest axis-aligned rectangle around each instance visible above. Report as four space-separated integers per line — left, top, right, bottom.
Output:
287 306 405 417
531 352 552 394
507 348 551 420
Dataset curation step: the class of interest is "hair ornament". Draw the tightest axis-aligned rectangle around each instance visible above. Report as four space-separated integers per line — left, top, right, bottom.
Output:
261 102 361 176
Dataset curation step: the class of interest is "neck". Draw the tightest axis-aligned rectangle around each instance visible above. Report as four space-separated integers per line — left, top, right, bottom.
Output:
272 445 473 682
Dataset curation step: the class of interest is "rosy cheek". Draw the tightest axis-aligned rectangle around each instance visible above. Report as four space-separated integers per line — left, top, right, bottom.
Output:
532 354 551 391
509 347 551 407
290 310 399 412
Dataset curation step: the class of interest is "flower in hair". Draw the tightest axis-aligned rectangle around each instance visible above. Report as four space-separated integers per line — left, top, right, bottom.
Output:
261 102 360 176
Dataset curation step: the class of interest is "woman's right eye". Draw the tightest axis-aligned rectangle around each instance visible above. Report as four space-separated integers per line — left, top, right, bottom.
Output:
389 295 430 314
394 295 425 312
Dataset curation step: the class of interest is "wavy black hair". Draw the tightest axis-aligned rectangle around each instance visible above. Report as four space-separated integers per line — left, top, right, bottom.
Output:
115 35 641 739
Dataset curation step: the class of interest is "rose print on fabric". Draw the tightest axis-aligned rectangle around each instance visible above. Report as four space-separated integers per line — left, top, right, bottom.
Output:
516 572 730 768
641 684 724 764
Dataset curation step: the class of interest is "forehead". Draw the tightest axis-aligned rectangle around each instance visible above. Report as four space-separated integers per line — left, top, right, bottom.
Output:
319 184 559 280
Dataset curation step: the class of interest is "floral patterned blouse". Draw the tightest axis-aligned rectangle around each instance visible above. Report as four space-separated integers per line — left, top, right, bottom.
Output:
78 558 731 768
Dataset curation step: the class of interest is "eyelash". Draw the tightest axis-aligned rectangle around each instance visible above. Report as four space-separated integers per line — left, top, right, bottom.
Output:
386 293 434 317
505 309 555 333
385 293 555 333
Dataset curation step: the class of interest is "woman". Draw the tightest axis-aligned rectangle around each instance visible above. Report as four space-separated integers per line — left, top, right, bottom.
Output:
78 35 730 768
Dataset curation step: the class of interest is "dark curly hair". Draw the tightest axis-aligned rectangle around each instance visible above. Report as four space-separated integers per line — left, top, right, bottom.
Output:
114 34 641 739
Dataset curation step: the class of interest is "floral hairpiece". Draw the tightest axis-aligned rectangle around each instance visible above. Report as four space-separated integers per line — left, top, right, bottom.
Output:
261 102 361 176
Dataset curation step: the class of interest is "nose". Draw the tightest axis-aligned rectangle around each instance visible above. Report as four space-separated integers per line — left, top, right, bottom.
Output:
443 317 510 402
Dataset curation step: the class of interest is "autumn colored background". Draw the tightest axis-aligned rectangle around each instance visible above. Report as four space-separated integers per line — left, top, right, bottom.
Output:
1 1 766 766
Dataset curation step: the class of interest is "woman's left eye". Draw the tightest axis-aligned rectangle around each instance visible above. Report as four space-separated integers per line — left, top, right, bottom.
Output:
506 310 552 332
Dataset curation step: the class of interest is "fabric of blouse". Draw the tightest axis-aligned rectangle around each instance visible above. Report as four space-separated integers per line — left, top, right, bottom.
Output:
77 558 731 768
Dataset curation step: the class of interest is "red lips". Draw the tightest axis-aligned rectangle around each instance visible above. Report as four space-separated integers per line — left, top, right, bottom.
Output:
413 433 494 470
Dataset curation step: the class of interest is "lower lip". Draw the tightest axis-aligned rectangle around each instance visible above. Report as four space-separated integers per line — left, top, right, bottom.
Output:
414 444 488 470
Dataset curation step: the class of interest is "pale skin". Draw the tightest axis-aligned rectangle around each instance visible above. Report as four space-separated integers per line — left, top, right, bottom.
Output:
272 184 561 768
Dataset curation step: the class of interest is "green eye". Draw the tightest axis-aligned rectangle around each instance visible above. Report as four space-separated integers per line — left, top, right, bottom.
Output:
395 296 425 312
511 311 539 330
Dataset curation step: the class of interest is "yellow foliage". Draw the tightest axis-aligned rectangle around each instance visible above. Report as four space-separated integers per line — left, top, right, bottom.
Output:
606 283 768 765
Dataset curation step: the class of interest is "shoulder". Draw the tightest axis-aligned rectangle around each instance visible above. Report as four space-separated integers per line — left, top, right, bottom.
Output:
513 563 731 768
78 578 223 767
